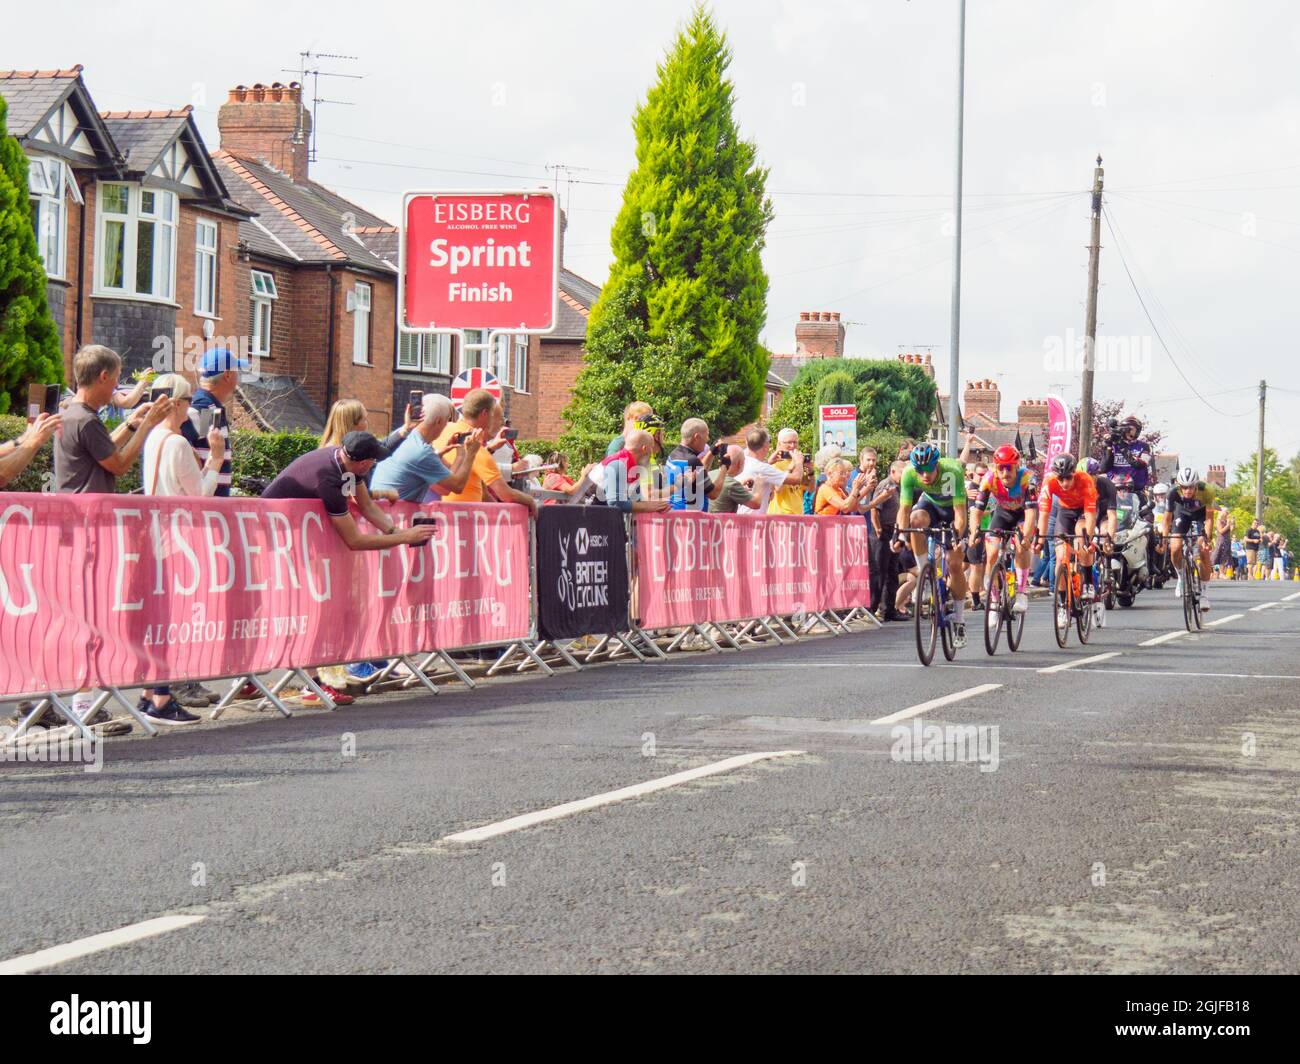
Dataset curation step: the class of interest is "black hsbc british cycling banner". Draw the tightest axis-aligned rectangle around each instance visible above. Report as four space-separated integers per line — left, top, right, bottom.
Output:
535 505 630 640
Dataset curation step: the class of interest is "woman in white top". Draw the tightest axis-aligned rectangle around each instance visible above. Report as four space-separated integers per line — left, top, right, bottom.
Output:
144 373 225 497
138 373 225 724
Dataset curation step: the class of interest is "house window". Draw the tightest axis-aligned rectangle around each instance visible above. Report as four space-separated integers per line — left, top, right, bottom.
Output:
96 182 177 300
513 335 529 393
249 270 278 357
461 329 484 371
352 282 371 365
194 219 218 317
398 332 451 375
26 156 66 279
765 390 774 418
491 334 511 386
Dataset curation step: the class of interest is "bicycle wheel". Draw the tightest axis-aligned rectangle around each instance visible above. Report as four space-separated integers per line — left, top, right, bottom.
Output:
914 562 938 666
1076 565 1093 645
984 563 1005 656
1006 578 1027 652
1182 558 1197 632
1189 558 1205 631
1053 563 1071 648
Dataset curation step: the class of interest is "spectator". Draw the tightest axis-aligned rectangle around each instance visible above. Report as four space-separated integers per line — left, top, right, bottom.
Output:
1258 529 1273 578
598 429 670 513
1212 510 1233 576
808 443 843 515
815 458 864 515
181 348 246 498
543 452 574 493
1231 536 1246 579
607 401 663 461
896 438 916 462
321 399 418 501
893 538 918 620
1243 519 1262 578
738 426 803 515
848 447 877 496
665 418 724 511
867 460 905 621
766 428 811 515
709 445 761 513
139 372 228 721
261 431 437 706
1269 531 1286 579
434 392 537 515
371 394 480 503
0 413 61 488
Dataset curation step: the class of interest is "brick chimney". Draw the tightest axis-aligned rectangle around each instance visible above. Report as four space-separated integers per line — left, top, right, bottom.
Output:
1017 397 1049 426
963 379 1002 423
218 82 311 182
896 352 936 380
1206 464 1227 488
794 311 845 360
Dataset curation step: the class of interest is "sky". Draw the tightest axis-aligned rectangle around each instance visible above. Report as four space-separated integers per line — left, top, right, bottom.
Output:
8 0 1300 474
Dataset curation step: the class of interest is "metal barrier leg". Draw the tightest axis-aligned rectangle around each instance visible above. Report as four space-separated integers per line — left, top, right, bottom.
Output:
584 636 612 663
487 644 521 675
104 687 158 737
628 626 668 659
693 624 724 652
771 615 800 640
424 650 478 689
514 641 555 676
710 622 743 650
546 640 585 671
755 617 785 644
614 632 648 661
397 654 439 695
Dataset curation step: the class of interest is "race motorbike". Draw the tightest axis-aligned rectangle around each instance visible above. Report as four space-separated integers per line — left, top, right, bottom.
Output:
1107 486 1153 607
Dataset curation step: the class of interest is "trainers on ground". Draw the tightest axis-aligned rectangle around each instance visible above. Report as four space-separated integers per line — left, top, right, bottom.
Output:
142 698 200 726
345 661 382 682
233 682 260 700
177 682 220 705
299 684 355 706
1174 578 1184 597
170 686 211 709
1013 591 1029 614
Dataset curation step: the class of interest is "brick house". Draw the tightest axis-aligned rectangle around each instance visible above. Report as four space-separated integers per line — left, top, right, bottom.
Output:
1 66 250 382
954 379 1048 465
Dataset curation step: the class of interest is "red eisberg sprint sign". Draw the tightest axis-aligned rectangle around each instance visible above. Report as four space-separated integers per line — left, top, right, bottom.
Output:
0 496 531 697
633 511 871 628
403 190 558 332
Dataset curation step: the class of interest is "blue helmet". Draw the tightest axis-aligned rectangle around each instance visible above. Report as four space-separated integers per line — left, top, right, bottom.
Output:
910 442 940 472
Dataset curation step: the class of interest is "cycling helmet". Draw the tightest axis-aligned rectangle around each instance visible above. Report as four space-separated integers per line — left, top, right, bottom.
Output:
910 442 940 471
1051 453 1076 478
1083 457 1101 476
1121 415 1142 434
993 444 1019 466
1175 466 1199 488
1153 481 1169 496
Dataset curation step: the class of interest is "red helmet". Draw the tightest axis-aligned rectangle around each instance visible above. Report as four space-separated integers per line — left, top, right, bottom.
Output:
993 444 1019 466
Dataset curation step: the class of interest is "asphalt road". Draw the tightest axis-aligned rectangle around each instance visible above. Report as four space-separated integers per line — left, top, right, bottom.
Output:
1 579 1297 974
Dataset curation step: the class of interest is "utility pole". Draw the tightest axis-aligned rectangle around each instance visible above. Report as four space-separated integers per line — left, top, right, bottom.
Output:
946 0 967 458
1079 155 1104 457
1255 379 1267 521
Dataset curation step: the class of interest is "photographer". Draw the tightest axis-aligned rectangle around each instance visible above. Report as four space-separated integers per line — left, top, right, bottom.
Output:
665 418 724 510
1099 414 1153 502
709 445 761 513
371 393 481 502
738 426 804 514
766 428 811 514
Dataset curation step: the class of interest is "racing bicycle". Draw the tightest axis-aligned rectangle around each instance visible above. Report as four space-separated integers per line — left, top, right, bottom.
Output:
981 528 1026 655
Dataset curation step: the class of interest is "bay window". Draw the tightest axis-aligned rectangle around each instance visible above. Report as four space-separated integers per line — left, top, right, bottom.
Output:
27 156 67 279
397 332 451 375
97 183 177 300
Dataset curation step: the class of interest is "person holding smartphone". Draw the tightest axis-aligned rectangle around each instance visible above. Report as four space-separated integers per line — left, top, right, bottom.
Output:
0 413 62 488
181 348 247 497
371 393 482 502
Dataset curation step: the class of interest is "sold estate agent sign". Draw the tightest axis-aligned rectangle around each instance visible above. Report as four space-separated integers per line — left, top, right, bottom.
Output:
818 405 857 455
402 190 558 333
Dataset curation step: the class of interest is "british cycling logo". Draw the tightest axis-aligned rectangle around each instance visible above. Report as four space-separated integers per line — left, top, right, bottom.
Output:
50 995 151 1044
0 726 102 773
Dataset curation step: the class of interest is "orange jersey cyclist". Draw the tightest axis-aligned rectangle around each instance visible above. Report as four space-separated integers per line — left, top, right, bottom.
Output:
1037 453 1099 597
969 444 1038 615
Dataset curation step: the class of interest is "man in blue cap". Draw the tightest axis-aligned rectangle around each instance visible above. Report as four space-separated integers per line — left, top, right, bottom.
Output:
181 347 249 497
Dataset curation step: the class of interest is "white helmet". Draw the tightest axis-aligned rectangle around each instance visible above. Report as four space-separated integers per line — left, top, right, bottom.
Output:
1175 466 1199 488
1153 482 1169 496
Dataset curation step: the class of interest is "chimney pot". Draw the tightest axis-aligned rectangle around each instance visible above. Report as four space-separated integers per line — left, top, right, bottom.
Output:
800 312 810 321
831 312 840 321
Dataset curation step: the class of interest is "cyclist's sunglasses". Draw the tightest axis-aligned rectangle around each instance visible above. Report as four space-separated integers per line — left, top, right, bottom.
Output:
996 463 1016 473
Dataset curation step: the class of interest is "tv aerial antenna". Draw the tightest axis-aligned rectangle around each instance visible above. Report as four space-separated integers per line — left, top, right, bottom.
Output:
283 50 363 163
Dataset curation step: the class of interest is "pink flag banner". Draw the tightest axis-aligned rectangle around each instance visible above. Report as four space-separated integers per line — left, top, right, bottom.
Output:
1046 394 1072 465
633 511 871 629
0 495 530 698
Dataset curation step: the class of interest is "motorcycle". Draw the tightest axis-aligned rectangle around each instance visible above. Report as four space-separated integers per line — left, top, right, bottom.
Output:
1108 487 1152 607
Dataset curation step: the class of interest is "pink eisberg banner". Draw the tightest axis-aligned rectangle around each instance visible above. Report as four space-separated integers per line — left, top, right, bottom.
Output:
633 510 871 629
1046 394 1072 464
0 495 530 698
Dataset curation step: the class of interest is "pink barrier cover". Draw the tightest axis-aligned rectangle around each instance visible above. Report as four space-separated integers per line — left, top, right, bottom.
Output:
0 495 530 697
633 511 871 628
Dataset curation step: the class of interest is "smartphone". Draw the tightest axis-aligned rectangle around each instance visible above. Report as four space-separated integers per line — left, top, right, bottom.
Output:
408 389 423 419
502 428 519 441
449 431 470 445
411 514 439 527
194 408 215 437
150 386 171 407
44 384 61 417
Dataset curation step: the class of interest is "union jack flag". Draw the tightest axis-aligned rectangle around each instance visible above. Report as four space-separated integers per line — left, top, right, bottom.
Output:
449 367 502 409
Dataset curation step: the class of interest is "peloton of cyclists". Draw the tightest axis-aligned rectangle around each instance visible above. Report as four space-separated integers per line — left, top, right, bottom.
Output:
967 444 1038 616
894 442 970 648
1161 466 1216 612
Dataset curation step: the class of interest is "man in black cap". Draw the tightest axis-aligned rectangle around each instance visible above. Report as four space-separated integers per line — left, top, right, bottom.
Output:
262 431 436 551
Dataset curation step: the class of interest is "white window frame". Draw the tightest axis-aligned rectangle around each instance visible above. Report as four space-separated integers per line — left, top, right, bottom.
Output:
26 155 67 280
194 218 218 317
461 329 484 372
513 334 529 393
398 332 451 375
352 282 372 365
491 333 511 387
250 269 278 358
94 182 178 302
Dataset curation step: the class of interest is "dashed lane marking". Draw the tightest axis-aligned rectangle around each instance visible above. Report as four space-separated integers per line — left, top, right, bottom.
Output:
0 915 205 975
1139 630 1188 647
870 683 1003 726
1038 651 1122 674
1205 613 1244 627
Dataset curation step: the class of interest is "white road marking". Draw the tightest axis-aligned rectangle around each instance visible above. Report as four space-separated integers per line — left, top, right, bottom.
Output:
1206 613 1244 627
1250 601 1281 612
1139 630 1188 647
0 914 205 975
1038 651 1122 674
442 751 806 844
1285 591 1300 602
870 683 1002 725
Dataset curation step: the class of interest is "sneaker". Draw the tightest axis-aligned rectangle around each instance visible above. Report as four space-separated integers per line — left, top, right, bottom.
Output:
233 682 261 701
142 697 200 726
1200 592 1210 612
345 661 382 682
170 686 211 709
299 684 355 706
952 622 967 649
1057 607 1070 630
8 699 58 726
178 682 220 705
970 598 985 611
1013 591 1029 614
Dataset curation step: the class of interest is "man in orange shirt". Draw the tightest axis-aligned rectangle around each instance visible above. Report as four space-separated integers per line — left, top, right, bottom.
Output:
434 388 537 515
1037 452 1098 591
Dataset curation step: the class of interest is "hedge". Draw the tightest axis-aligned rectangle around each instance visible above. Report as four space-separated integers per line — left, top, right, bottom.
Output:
0 415 319 496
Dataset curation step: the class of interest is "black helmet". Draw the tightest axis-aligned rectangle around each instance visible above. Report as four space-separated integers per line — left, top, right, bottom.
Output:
1051 453 1076 478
